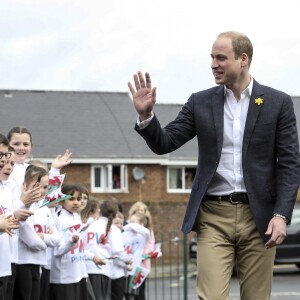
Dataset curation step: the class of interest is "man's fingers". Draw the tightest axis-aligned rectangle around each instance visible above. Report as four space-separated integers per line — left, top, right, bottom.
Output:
145 72 151 89
152 87 157 102
134 74 141 90
128 82 136 96
138 71 146 88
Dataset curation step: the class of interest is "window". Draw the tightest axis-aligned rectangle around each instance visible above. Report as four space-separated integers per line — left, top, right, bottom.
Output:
168 166 196 192
91 164 128 193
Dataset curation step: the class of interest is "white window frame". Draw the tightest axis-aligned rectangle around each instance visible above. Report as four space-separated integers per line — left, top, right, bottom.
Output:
167 166 197 193
91 164 128 193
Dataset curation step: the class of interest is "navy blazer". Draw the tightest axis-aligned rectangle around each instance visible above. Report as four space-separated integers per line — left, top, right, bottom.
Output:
135 80 300 241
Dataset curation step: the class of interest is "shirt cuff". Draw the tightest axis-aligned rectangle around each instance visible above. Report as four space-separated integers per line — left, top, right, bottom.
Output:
136 114 154 129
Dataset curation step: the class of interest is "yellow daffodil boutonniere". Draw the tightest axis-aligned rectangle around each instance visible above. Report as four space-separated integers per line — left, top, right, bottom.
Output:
255 97 263 106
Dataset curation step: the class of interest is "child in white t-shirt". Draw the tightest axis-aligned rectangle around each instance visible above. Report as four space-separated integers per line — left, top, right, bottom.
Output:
0 135 31 300
123 212 150 300
84 200 131 300
13 165 60 300
50 184 89 300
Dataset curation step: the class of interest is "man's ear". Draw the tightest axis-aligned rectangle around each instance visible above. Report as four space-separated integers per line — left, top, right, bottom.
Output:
241 53 249 68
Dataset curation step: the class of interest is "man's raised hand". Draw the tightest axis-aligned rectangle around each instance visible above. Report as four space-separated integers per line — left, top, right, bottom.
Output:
128 71 156 121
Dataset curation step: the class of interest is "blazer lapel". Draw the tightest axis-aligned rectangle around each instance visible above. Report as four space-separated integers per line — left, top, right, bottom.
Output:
243 80 264 157
212 87 225 159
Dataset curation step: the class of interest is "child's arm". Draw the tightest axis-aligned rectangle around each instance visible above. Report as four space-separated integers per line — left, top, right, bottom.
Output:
13 209 33 221
112 226 133 266
41 212 61 248
18 220 47 251
52 233 79 257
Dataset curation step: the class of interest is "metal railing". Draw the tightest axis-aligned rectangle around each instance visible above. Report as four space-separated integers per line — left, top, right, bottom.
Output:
144 231 192 300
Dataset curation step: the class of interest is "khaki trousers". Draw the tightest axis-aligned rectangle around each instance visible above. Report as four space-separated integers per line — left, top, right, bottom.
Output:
196 200 276 300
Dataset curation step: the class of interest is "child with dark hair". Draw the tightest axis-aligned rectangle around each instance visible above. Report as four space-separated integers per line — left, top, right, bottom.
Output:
80 199 101 300
7 126 32 195
113 211 125 232
80 199 101 225
84 200 131 300
49 184 89 300
0 136 32 300
76 184 90 213
6 127 44 210
0 137 19 300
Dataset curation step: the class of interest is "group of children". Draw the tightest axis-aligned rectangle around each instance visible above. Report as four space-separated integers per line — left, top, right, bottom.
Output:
0 126 157 300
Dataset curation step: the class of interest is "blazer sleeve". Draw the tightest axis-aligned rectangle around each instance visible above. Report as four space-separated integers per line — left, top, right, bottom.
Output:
135 96 197 155
274 95 300 218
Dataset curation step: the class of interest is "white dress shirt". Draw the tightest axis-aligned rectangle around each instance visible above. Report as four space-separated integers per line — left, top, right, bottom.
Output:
207 78 253 195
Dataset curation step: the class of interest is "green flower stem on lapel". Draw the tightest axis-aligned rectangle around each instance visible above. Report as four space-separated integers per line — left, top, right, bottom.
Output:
255 97 263 106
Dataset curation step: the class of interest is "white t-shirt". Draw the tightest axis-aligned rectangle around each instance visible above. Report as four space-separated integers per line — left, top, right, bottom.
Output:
122 223 150 275
50 208 87 284
0 194 12 276
84 217 131 279
17 200 60 265
0 182 18 266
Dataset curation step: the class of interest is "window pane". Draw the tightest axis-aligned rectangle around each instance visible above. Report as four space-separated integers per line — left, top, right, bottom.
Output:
104 166 109 188
184 167 196 189
94 167 101 188
112 166 121 189
169 168 182 189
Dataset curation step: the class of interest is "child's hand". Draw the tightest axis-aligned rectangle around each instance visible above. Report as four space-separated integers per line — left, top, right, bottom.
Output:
37 232 44 240
72 234 79 243
13 209 34 221
0 215 19 236
46 228 54 234
93 255 106 266
20 182 42 208
126 264 133 272
51 149 72 170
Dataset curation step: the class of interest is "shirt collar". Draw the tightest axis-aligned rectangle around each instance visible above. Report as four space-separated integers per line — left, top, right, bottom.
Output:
224 76 253 98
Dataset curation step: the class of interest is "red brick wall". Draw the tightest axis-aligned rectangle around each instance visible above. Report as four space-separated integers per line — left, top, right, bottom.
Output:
61 163 190 234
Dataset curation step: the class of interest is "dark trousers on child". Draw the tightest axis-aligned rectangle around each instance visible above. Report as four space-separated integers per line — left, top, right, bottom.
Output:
13 264 40 300
89 274 111 300
40 267 50 300
111 277 126 300
0 276 9 300
0 263 16 300
50 278 88 300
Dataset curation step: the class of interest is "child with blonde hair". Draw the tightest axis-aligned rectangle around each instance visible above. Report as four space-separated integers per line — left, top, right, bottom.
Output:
123 212 150 300
127 202 155 300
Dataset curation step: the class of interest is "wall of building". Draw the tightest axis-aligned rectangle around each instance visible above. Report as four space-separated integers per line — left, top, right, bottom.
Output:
62 163 191 235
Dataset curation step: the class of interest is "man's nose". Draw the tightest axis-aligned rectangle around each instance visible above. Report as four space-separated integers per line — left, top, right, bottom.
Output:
211 58 218 69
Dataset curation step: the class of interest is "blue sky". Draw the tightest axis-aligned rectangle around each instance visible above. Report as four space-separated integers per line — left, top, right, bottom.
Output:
1 0 300 103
